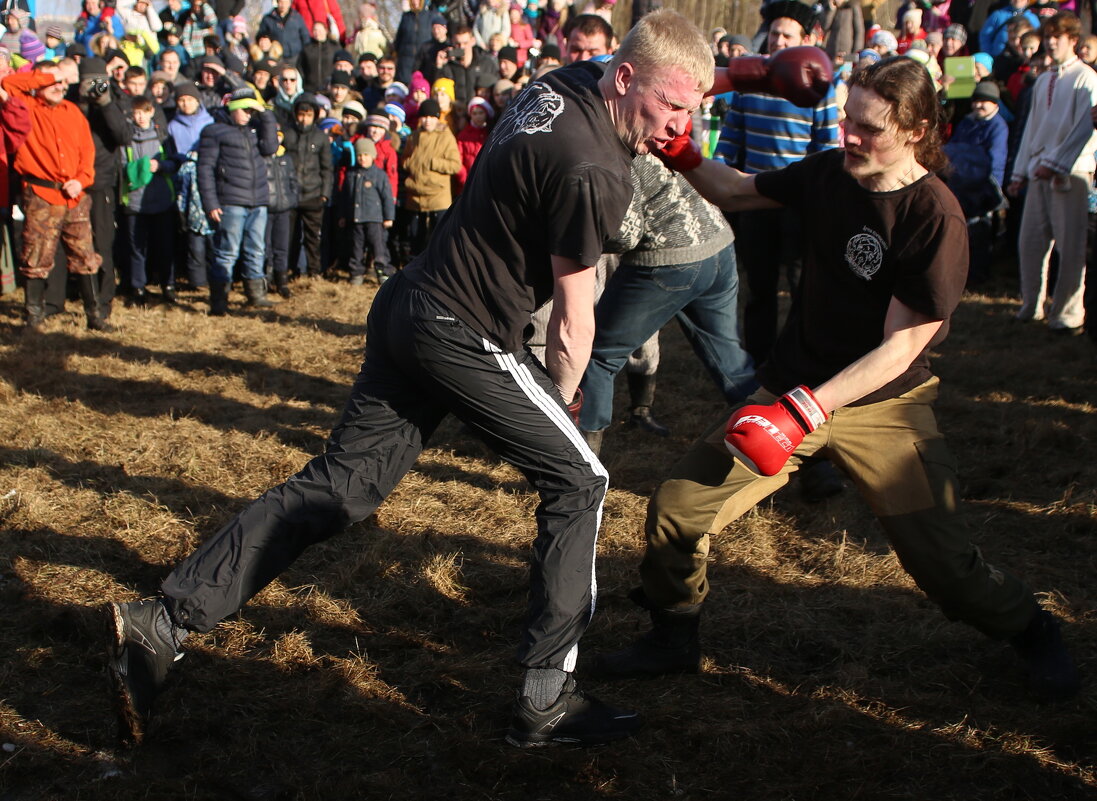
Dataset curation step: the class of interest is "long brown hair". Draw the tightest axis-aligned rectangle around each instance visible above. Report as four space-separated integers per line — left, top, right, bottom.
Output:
848 56 947 172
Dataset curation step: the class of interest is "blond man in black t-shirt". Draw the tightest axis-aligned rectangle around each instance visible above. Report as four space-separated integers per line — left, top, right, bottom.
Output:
597 57 1080 702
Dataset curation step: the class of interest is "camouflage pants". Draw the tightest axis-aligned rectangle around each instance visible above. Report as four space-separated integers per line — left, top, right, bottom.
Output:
20 191 101 280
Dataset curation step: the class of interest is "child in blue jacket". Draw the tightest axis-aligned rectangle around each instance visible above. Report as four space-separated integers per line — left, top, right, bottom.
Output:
340 138 395 285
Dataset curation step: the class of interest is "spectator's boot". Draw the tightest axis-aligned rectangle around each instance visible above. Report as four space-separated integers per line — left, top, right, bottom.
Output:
592 588 702 678
126 287 148 308
24 278 46 331
161 285 177 304
627 373 670 437
273 271 291 298
244 278 275 308
581 428 604 457
79 274 115 333
208 282 229 317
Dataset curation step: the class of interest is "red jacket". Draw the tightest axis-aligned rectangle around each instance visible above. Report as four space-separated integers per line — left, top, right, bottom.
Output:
2 71 95 207
455 122 488 195
0 91 32 208
373 135 398 202
293 0 346 42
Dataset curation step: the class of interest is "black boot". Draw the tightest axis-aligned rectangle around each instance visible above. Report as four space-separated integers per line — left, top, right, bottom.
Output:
274 271 291 298
79 274 115 332
24 278 46 331
126 287 148 308
581 428 604 457
208 282 229 316
1010 609 1080 701
627 372 670 437
244 278 275 308
161 285 177 305
593 588 702 678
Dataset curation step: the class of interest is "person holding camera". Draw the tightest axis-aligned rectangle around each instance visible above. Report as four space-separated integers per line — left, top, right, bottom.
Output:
77 55 130 322
440 25 498 108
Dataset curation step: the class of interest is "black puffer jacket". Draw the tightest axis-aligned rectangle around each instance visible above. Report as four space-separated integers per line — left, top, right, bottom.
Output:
266 151 300 214
196 108 278 212
298 39 338 93
282 113 333 208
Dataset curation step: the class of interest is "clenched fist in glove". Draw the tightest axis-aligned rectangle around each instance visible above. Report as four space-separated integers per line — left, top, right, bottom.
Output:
724 386 827 476
653 118 703 173
710 47 833 108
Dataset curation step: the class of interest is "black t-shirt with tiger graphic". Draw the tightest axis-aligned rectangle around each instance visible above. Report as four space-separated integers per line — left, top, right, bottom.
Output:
403 61 634 354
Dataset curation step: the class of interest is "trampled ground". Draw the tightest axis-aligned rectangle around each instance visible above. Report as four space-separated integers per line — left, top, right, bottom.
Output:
0 275 1094 800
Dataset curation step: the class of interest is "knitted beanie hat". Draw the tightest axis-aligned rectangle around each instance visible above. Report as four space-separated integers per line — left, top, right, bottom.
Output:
354 137 376 157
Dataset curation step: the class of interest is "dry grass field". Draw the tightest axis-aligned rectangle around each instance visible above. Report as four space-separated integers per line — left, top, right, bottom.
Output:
0 272 1094 801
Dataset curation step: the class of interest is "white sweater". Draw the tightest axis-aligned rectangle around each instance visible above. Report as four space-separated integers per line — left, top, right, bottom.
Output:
1012 57 1097 181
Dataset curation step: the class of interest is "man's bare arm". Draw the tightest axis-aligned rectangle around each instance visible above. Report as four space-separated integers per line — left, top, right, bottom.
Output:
545 255 597 404
811 297 945 412
680 159 782 212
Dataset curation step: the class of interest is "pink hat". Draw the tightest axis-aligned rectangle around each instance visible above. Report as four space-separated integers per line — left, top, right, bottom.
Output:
409 70 431 95
232 15 248 35
468 96 495 119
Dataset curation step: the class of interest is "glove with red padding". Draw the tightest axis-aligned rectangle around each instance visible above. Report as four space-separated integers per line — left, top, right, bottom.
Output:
724 385 827 476
709 47 834 108
652 117 702 173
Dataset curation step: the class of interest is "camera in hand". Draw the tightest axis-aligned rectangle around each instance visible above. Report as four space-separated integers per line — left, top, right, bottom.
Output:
87 78 110 98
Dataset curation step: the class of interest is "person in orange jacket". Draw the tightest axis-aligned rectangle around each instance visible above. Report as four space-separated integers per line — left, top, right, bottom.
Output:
3 62 111 332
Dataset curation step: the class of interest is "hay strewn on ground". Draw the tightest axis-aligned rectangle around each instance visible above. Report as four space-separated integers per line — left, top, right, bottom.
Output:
0 276 1094 800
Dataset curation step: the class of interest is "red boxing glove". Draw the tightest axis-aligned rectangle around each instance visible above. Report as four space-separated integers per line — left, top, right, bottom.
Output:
566 388 583 425
710 47 834 108
724 386 827 476
653 117 702 173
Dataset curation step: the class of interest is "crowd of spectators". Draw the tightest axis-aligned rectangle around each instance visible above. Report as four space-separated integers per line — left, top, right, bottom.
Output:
0 0 1096 337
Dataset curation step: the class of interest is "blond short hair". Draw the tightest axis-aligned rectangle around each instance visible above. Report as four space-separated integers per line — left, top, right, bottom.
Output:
608 9 713 93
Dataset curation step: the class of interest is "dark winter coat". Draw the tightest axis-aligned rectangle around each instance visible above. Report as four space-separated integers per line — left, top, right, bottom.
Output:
196 109 279 212
266 151 300 213
282 119 333 207
80 97 130 193
341 163 395 224
299 38 338 93
257 9 311 61
440 49 498 108
394 9 439 84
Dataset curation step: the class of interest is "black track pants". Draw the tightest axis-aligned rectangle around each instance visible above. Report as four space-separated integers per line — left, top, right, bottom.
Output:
163 273 607 671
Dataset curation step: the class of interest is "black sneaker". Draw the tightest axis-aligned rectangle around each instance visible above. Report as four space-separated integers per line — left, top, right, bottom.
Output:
107 599 185 744
505 677 641 748
1010 609 1080 701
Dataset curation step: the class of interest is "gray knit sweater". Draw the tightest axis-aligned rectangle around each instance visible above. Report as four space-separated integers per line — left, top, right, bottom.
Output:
605 154 734 267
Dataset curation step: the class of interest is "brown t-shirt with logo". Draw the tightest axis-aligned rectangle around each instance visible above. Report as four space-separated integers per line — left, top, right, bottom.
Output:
753 149 969 406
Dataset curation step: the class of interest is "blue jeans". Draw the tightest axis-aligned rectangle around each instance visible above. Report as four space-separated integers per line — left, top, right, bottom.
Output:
211 205 268 283
578 244 756 432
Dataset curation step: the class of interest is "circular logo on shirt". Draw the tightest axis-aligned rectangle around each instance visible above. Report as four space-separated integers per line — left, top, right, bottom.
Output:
845 229 884 280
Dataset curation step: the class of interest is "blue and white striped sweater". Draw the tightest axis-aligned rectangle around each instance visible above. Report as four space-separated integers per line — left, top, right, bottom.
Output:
714 88 840 174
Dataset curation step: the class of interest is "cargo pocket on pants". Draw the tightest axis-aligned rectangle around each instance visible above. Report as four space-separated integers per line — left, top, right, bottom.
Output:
913 437 960 515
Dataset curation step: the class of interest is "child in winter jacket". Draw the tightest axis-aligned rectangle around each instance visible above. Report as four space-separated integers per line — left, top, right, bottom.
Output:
340 138 395 284
400 98 460 258
121 96 178 305
265 133 300 297
455 96 493 195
